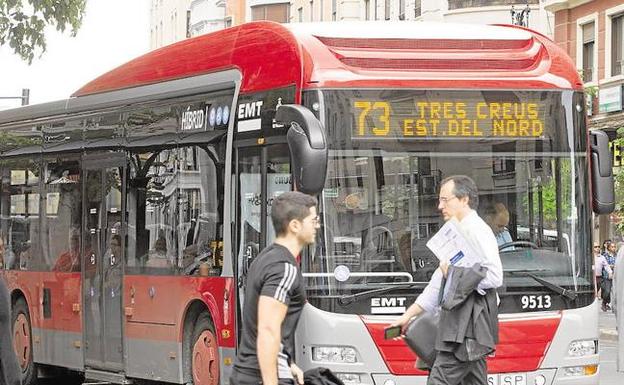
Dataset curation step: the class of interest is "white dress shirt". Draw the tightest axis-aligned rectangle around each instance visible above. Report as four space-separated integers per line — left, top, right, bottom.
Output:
415 210 504 314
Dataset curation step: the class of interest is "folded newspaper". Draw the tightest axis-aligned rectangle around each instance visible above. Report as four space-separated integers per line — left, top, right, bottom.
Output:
426 218 483 267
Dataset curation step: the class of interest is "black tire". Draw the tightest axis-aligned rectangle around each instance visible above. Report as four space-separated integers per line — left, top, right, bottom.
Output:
12 298 37 385
59 371 84 385
185 312 219 385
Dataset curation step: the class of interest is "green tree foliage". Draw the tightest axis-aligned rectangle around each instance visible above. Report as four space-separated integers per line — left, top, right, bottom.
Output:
0 0 86 64
613 130 624 233
523 160 572 229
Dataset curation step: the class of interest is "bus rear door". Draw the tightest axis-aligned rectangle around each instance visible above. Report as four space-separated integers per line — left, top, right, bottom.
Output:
82 153 126 372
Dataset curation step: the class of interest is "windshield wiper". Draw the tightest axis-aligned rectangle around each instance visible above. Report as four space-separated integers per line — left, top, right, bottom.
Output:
506 268 578 300
338 268 579 306
338 282 426 306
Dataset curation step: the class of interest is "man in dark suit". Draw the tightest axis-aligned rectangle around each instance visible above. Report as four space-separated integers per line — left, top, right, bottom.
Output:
392 175 503 385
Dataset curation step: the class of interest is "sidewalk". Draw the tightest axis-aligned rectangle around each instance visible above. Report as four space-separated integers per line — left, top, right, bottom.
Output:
599 308 618 342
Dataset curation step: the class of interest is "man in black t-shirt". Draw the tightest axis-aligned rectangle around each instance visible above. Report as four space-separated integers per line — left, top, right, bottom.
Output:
231 191 319 385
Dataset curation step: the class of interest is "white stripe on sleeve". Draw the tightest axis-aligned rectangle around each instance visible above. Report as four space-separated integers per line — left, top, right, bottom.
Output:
275 263 297 303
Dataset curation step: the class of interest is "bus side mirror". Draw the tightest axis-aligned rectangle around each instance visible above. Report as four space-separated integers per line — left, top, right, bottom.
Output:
589 130 615 214
275 105 328 195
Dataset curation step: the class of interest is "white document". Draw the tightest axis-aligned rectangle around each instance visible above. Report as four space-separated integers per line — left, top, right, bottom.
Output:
426 218 483 267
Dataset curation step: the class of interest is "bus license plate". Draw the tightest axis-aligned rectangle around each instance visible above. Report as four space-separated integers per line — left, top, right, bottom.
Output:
487 373 527 385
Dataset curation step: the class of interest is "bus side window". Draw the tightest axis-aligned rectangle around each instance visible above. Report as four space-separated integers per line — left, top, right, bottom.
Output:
1 157 42 271
126 149 178 275
45 158 82 273
126 144 224 276
178 145 224 276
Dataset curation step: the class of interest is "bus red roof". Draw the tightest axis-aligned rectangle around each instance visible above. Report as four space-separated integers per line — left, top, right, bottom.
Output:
73 21 582 97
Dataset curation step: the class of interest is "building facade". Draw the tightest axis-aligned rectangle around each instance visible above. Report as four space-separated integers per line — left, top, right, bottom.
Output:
153 0 558 48
150 0 192 49
545 0 624 241
151 0 252 44
189 0 230 37
288 0 554 37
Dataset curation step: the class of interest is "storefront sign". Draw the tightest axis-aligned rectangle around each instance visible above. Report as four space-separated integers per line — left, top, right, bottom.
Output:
609 140 623 168
599 85 623 113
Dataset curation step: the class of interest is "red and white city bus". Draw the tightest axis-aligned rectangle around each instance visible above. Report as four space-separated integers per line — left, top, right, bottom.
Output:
0 21 615 385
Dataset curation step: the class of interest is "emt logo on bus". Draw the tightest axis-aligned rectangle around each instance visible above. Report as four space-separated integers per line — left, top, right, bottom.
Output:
238 101 264 120
352 100 545 139
236 100 264 132
370 297 407 314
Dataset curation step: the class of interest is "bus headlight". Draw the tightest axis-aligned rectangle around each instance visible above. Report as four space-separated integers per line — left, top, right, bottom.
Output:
562 365 598 376
312 346 358 363
567 340 597 357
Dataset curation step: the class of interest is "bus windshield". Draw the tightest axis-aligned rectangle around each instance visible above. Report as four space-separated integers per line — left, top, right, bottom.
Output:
302 89 592 315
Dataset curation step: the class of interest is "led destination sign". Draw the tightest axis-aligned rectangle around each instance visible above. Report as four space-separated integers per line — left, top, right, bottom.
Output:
352 94 550 139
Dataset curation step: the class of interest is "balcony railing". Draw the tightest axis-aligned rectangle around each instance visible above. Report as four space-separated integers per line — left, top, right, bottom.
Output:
581 68 594 83
448 0 537 11
612 60 624 77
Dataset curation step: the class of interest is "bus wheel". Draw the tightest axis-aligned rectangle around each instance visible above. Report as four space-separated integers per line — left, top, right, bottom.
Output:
190 313 219 385
12 298 37 385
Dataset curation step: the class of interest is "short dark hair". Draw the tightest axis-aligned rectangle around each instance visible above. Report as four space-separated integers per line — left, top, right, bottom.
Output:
271 191 318 236
604 239 615 250
441 175 479 209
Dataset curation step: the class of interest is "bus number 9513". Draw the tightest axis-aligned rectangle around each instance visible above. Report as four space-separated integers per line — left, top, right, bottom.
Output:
520 294 552 310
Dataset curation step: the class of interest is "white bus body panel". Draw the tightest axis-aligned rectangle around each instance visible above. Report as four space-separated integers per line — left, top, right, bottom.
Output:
540 300 600 384
296 302 600 385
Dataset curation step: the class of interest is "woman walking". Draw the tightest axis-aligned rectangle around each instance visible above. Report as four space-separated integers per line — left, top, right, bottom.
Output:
602 240 617 311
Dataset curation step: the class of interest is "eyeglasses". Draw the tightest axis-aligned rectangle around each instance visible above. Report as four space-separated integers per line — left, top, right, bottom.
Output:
594 246 601 249
438 196 458 204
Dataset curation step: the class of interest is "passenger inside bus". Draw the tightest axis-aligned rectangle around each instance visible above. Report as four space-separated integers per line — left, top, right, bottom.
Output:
145 236 169 268
0 234 4 269
52 227 82 272
182 244 197 268
18 241 31 270
104 234 123 296
484 202 515 251
109 235 122 263
398 232 413 272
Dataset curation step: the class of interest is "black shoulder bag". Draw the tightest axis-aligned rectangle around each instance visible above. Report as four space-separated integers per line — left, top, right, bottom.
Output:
403 276 446 369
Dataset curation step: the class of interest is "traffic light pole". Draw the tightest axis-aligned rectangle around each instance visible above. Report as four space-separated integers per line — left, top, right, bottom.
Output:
0 88 30 106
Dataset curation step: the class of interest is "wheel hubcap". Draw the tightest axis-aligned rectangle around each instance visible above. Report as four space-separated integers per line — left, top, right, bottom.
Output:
13 313 31 369
192 330 219 385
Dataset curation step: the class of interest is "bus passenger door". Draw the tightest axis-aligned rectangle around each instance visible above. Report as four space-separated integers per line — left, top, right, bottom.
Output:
236 147 261 296
82 154 125 372
236 143 291 317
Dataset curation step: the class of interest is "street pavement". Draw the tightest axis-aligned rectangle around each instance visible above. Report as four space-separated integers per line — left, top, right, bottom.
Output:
599 308 624 384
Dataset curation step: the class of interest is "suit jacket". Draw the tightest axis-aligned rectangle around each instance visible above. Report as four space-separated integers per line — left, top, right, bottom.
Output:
304 367 345 385
435 264 499 362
